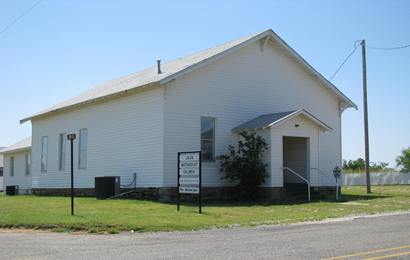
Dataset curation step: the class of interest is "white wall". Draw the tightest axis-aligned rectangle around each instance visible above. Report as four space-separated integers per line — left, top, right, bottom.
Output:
3 151 32 193
163 39 342 187
343 172 410 186
31 87 164 189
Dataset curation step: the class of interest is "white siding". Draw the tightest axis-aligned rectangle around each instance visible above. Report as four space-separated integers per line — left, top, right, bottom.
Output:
3 151 32 192
163 40 341 187
31 87 164 189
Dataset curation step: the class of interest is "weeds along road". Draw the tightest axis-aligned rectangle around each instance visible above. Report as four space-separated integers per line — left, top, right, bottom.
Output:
0 212 409 259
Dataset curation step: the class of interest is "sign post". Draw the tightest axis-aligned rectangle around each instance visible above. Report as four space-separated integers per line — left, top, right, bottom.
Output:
177 151 202 213
333 166 341 201
67 133 76 215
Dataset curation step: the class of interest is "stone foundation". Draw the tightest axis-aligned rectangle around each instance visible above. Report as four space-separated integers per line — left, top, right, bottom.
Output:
313 186 339 196
31 188 161 200
156 187 287 202
32 186 338 201
32 188 95 197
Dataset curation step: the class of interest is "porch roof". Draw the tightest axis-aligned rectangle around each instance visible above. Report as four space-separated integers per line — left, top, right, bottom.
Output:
232 109 332 132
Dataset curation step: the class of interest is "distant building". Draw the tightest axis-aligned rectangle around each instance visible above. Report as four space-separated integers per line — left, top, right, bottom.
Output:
19 29 356 200
0 138 31 194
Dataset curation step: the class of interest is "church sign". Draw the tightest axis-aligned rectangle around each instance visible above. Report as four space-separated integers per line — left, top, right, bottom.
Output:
177 151 202 213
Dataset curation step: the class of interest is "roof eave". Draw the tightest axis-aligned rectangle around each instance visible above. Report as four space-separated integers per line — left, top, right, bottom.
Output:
233 109 333 132
266 109 332 132
20 81 161 124
232 127 261 132
0 147 31 155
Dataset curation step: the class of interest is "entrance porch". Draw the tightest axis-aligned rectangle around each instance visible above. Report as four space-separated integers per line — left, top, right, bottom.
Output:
233 109 334 201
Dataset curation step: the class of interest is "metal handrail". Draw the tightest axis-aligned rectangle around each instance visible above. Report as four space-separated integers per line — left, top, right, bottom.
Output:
282 166 311 201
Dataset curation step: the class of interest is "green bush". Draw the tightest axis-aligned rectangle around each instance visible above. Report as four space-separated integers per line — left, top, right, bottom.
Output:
217 131 268 199
396 147 410 172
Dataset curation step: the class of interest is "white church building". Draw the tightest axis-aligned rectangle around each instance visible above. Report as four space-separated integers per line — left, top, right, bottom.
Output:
14 29 356 200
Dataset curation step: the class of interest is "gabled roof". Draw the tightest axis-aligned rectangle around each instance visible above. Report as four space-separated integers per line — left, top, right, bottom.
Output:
21 29 356 123
0 137 31 154
233 109 332 132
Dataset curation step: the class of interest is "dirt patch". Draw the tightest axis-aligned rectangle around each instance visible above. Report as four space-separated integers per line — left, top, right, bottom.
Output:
0 227 89 235
341 201 369 206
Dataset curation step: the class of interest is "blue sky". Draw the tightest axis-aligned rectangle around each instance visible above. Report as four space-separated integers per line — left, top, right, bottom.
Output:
0 0 409 166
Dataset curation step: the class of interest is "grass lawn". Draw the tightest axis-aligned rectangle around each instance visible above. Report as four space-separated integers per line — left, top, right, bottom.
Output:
0 186 409 233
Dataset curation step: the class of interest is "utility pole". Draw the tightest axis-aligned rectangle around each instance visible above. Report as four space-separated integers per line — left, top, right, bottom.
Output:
361 40 371 194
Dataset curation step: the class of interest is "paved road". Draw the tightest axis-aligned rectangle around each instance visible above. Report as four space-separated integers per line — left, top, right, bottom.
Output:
0 213 409 259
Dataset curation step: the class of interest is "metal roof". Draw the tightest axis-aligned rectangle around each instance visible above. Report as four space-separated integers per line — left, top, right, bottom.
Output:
21 29 356 123
233 109 332 132
0 137 31 154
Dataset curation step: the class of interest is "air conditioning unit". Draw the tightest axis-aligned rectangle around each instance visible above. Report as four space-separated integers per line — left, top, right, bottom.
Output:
94 176 120 199
6 185 18 196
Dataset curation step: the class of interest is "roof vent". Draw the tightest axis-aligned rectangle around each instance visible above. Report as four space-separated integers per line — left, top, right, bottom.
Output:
157 58 162 74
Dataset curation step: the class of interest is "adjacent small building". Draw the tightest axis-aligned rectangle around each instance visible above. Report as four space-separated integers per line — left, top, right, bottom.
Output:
17 29 356 200
0 138 32 194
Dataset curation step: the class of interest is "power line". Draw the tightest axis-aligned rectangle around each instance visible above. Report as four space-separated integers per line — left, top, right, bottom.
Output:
366 44 410 50
0 0 43 36
329 40 410 81
329 40 361 81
